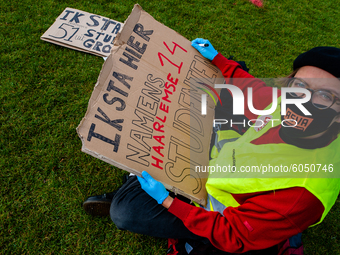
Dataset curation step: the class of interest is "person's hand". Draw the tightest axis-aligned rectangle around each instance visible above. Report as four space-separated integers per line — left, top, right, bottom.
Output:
137 171 169 204
191 38 218 61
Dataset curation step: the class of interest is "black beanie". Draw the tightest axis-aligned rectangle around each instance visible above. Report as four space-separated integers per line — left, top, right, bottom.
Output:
293 46 340 78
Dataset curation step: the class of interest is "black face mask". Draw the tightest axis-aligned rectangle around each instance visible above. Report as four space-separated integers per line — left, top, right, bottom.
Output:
280 95 339 138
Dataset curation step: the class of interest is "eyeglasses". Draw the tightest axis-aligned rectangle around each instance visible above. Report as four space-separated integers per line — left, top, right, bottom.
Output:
287 78 340 110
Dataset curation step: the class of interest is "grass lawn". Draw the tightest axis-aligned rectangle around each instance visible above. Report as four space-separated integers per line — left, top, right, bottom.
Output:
1 0 339 254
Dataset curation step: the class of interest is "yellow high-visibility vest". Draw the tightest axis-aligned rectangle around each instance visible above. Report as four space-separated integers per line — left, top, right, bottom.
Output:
206 98 340 225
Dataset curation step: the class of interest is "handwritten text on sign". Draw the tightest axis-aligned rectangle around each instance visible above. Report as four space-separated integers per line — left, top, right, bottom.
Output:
86 22 217 194
41 8 123 57
77 4 223 204
89 22 215 194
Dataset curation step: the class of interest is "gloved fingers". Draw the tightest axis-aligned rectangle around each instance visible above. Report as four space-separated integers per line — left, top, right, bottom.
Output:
141 171 154 183
137 175 147 187
192 38 210 46
191 43 201 51
138 171 168 204
191 38 208 51
191 38 208 45
191 38 218 61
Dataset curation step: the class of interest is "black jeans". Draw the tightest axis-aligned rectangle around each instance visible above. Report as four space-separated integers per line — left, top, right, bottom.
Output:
110 175 206 241
109 176 278 255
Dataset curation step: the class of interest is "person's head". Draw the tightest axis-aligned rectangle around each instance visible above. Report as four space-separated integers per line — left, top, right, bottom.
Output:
282 47 340 140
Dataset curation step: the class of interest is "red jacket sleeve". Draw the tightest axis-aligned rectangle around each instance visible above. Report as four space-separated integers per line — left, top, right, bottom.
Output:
168 187 324 253
212 53 281 120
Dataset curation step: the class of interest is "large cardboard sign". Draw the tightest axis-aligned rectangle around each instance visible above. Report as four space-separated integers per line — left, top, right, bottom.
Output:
77 4 223 205
41 8 123 57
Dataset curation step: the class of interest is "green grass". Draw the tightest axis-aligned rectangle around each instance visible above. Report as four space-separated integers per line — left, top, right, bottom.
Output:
1 0 340 254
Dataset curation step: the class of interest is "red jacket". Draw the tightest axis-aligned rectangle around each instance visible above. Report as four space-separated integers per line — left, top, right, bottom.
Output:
167 53 324 253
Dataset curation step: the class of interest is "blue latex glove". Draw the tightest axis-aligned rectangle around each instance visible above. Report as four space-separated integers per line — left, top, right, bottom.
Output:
191 38 218 61
137 171 169 204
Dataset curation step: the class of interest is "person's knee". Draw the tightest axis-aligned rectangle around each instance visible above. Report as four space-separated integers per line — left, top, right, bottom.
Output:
110 197 129 230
